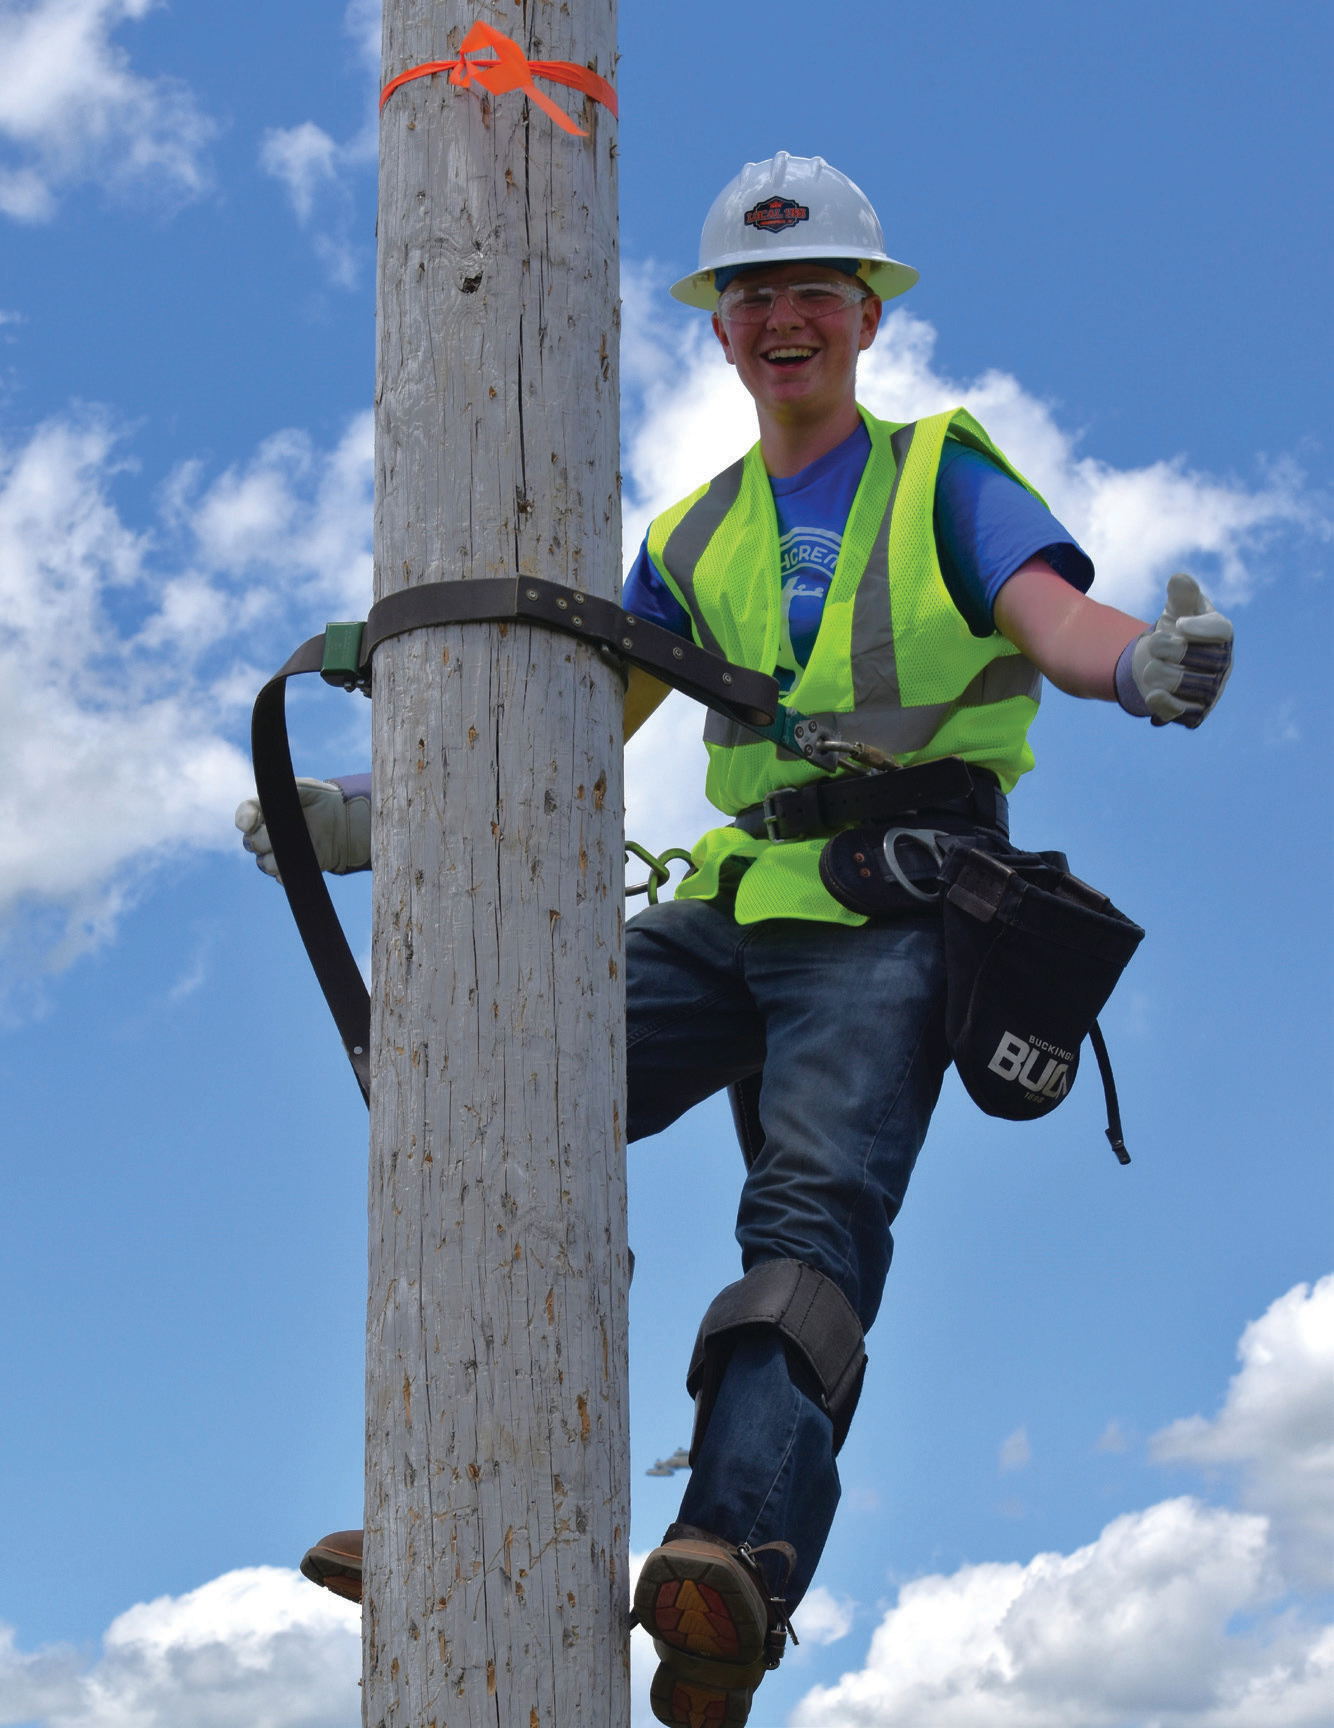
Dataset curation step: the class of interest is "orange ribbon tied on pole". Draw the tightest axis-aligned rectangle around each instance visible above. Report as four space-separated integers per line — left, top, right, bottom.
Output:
379 20 618 137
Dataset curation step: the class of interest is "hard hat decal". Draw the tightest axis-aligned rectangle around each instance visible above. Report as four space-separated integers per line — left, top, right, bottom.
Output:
744 196 810 234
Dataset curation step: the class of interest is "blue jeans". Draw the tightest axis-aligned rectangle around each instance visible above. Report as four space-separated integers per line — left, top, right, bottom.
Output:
626 896 951 1605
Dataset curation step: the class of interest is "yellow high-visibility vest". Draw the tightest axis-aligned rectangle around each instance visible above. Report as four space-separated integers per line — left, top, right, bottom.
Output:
644 406 1046 925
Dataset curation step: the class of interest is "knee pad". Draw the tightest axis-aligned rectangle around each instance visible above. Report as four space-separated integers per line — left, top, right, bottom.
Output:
686 1259 867 1461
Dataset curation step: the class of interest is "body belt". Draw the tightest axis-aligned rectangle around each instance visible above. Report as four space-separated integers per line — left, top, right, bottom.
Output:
731 759 1007 844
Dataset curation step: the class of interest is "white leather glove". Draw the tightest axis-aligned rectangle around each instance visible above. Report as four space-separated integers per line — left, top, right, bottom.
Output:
1123 572 1234 728
234 779 371 881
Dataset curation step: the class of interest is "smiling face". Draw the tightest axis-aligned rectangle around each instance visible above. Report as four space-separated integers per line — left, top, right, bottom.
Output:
711 262 883 441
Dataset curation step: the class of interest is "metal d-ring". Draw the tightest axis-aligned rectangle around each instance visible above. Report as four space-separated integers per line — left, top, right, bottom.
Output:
881 827 949 904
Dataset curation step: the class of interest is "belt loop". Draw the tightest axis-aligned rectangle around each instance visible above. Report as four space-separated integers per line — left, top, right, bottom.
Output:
967 768 1007 835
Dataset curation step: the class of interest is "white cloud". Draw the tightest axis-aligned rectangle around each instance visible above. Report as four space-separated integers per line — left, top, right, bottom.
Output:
795 1499 1334 1728
180 415 374 612
794 1585 856 1647
792 1277 1334 1728
0 1566 361 1727
343 0 380 71
0 407 372 975
166 936 208 1000
0 0 214 222
259 120 362 287
999 1425 1032 1472
1151 1274 1334 1590
260 1 379 284
259 121 338 226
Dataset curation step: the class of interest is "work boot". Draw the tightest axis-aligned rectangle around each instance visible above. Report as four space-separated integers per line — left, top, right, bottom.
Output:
633 1523 797 1727
300 1529 363 1604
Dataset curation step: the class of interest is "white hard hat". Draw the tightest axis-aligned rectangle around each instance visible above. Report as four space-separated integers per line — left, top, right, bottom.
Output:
671 152 919 311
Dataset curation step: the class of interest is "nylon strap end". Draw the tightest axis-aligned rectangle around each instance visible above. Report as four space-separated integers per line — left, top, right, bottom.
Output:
1089 1020 1130 1166
1104 1128 1131 1166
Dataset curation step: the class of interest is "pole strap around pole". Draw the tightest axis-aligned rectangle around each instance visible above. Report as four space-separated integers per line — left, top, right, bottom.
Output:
361 576 777 728
250 577 780 1100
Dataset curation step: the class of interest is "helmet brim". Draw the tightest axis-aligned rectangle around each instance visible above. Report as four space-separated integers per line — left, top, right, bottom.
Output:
670 253 919 311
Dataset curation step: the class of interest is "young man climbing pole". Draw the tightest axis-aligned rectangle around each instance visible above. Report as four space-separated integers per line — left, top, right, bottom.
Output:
238 153 1233 1727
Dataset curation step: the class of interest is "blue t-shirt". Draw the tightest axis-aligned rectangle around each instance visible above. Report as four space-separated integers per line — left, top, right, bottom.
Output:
622 422 1092 689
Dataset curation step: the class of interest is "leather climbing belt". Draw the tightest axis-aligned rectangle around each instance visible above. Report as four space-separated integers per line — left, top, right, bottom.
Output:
250 577 779 1105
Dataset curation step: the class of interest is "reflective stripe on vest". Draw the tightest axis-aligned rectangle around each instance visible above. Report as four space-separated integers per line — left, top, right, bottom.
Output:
656 457 744 661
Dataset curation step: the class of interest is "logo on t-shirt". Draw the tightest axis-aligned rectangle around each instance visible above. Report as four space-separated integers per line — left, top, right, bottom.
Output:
776 527 843 674
778 526 842 580
744 196 810 234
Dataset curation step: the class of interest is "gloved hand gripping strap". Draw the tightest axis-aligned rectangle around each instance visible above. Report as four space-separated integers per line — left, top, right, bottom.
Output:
686 1259 867 1459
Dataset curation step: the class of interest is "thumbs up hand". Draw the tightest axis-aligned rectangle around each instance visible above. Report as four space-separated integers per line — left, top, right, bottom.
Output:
1129 573 1234 728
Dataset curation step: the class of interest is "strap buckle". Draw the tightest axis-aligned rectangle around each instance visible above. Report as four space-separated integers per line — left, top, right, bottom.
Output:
761 787 801 842
735 1541 801 1664
320 621 371 694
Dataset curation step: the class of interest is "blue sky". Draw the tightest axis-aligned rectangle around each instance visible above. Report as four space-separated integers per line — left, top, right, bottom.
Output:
0 3 1330 1724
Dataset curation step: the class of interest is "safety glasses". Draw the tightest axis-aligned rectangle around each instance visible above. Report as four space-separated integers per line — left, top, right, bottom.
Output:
716 279 869 325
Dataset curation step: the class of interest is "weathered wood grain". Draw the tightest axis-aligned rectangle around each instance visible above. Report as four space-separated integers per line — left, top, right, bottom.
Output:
366 3 627 1723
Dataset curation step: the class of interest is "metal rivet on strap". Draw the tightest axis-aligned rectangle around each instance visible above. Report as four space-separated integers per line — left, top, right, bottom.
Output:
672 646 684 659
556 598 568 609
722 673 733 684
574 591 586 603
572 615 582 626
621 637 633 649
525 588 538 599
624 614 637 625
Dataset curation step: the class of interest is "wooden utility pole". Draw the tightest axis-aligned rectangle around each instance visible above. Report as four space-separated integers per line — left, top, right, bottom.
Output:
366 4 626 1724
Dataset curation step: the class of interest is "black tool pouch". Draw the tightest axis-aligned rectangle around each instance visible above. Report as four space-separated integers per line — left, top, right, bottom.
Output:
940 845 1144 1125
